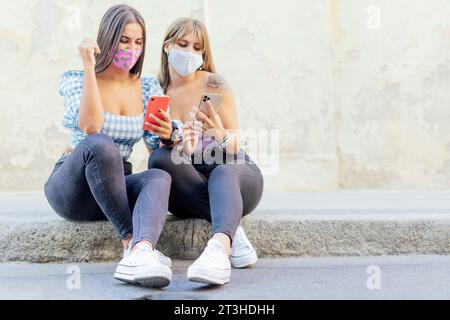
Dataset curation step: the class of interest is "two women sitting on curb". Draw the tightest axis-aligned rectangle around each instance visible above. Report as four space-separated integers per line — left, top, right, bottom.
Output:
44 4 263 288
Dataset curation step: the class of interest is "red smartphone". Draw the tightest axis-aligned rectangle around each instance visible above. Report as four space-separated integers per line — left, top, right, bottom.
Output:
143 95 170 131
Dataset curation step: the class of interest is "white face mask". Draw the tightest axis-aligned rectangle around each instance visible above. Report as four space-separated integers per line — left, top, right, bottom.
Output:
168 47 203 77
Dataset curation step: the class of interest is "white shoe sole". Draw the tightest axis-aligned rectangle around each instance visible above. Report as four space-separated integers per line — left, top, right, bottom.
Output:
187 265 231 285
114 264 172 288
230 248 258 268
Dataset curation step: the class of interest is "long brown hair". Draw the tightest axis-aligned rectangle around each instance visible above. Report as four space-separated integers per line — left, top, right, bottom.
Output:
94 4 146 76
158 17 216 92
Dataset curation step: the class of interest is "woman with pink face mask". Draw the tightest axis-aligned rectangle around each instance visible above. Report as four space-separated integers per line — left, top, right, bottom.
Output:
44 5 179 288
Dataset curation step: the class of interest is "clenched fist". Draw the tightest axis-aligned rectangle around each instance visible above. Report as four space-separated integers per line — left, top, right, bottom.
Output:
78 38 100 70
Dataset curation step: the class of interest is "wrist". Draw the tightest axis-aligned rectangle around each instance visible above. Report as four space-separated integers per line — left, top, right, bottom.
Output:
161 122 180 147
164 128 173 141
215 132 232 149
83 65 96 73
216 129 227 141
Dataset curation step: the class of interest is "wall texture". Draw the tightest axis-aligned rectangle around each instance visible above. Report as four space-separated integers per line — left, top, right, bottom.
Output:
0 0 449 191
332 0 450 190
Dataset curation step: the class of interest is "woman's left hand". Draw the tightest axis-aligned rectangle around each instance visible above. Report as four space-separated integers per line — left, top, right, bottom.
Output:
145 109 173 140
193 101 227 140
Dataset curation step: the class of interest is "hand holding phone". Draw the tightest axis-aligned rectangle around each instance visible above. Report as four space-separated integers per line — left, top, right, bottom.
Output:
193 92 227 142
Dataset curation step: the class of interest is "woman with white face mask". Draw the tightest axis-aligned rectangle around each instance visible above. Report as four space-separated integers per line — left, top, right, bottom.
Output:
147 17 264 285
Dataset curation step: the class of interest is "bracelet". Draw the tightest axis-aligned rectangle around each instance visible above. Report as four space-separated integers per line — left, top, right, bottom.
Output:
215 133 232 149
161 120 183 148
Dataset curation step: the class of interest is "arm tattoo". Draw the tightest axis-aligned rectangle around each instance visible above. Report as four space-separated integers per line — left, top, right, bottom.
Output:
207 73 230 92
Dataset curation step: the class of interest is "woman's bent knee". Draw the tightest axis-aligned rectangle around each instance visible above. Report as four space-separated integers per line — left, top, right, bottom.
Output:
81 133 117 152
210 164 238 180
141 168 172 185
81 133 114 147
80 133 122 162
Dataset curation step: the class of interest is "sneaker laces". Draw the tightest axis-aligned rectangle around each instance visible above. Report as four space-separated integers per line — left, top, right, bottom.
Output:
127 245 158 265
197 240 227 263
154 249 166 259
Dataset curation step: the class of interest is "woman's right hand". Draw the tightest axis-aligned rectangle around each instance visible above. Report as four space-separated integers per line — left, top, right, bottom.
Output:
79 38 100 70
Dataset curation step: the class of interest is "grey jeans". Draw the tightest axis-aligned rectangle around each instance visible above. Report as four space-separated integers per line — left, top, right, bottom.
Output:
147 147 264 242
44 133 171 248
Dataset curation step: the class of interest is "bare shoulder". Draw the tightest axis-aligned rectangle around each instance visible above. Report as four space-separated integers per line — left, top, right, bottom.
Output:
205 72 231 93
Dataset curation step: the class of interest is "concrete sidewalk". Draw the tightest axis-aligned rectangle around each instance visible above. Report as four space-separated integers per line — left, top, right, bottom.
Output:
1 191 450 263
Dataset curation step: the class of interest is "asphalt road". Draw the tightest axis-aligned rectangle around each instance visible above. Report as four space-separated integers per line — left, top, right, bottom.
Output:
1 255 450 300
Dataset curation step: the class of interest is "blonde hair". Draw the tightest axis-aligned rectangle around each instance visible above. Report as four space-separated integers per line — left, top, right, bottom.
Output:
158 17 216 92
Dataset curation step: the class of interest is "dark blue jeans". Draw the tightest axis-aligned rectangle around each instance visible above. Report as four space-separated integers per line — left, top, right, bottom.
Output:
147 147 264 241
44 133 171 248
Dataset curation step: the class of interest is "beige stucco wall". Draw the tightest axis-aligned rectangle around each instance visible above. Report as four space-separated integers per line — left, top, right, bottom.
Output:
0 0 450 191
332 0 450 189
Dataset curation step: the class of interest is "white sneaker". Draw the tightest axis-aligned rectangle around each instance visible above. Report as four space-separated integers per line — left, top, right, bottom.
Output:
230 226 258 268
123 241 132 257
154 249 172 268
123 240 172 268
114 244 172 288
187 239 231 285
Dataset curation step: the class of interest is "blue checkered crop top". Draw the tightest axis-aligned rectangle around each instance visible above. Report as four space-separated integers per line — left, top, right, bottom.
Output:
58 70 182 160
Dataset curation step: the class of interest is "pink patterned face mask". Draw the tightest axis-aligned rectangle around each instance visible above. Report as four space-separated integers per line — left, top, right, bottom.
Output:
112 48 142 72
